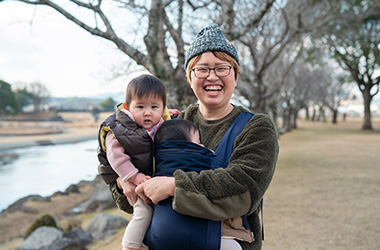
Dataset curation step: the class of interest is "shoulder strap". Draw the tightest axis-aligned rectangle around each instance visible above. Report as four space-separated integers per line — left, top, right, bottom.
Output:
212 112 254 169
211 111 265 241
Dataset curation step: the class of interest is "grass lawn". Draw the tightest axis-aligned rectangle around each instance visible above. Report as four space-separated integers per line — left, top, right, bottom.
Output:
263 118 380 250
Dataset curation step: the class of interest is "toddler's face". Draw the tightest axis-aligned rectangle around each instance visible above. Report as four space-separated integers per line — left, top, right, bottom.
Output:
128 96 164 129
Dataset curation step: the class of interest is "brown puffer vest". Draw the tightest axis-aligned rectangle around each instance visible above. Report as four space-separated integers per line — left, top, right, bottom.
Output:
97 106 153 184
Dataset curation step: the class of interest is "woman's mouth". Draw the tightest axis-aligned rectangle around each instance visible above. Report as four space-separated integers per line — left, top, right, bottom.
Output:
204 85 222 91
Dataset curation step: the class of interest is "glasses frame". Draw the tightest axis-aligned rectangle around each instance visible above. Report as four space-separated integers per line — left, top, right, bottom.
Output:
191 66 232 79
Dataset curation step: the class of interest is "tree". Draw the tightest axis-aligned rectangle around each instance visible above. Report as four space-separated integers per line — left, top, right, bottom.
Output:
0 80 18 115
14 87 34 112
100 97 116 112
28 82 51 111
0 0 274 109
320 70 349 124
14 82 50 112
314 0 380 129
236 1 302 113
277 58 316 132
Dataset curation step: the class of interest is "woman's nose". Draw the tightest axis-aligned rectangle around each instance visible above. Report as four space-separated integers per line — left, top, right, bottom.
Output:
207 69 218 79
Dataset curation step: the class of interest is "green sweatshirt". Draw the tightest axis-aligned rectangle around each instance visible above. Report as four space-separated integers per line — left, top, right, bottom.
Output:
108 104 279 249
174 104 279 250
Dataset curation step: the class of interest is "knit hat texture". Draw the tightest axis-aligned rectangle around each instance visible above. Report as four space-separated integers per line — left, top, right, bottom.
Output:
184 23 240 70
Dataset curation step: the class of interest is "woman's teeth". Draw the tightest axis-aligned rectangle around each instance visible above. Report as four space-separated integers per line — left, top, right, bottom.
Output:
205 86 222 91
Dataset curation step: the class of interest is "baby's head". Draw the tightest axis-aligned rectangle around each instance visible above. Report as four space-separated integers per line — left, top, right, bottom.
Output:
125 74 166 129
154 119 201 146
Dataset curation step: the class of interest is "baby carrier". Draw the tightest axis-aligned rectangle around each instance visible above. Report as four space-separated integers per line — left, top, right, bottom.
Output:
144 112 254 250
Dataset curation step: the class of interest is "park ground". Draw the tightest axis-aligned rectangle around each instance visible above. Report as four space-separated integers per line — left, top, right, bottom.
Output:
0 114 379 250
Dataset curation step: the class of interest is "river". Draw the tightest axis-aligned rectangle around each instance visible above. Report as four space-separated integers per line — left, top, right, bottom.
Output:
0 139 99 211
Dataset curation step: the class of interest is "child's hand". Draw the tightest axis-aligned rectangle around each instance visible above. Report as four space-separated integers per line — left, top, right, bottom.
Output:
130 173 151 186
168 109 180 118
116 177 137 204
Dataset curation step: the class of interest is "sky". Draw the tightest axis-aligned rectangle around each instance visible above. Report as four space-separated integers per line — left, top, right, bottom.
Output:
0 1 142 98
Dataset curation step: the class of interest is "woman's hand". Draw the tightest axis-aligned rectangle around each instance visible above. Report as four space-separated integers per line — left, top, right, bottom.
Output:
135 176 175 204
116 177 138 205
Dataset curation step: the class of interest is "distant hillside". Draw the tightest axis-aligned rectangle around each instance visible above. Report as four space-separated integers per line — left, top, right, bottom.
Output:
48 93 124 112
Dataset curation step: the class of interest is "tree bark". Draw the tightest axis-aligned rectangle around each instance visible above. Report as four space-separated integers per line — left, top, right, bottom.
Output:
361 88 373 130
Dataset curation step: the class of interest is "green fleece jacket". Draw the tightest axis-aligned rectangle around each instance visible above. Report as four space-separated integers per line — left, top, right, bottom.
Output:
108 104 279 249
174 104 279 250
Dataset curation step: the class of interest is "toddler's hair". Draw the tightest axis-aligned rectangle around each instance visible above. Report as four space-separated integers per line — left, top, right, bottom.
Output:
126 74 166 108
154 119 199 145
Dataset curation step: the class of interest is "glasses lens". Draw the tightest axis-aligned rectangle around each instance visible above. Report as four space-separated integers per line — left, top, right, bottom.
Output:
193 66 231 78
194 68 208 78
215 67 231 77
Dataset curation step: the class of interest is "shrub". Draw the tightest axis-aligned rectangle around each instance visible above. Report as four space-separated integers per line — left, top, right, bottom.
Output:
25 214 57 238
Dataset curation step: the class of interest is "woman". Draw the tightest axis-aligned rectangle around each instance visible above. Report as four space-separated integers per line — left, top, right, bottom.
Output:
102 23 279 250
134 23 279 250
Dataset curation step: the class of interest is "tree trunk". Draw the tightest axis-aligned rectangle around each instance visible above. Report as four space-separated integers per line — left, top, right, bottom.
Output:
305 106 310 120
268 100 279 131
311 107 316 122
292 109 299 129
281 101 292 133
361 89 373 130
332 109 338 124
248 82 264 113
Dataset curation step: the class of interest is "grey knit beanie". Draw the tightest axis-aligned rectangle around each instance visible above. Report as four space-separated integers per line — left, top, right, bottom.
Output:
184 23 240 70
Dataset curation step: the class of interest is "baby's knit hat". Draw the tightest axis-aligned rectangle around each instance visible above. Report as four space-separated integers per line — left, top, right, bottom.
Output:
184 23 240 70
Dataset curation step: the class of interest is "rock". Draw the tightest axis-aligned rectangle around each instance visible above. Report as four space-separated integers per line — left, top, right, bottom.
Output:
1 195 50 215
67 182 116 214
16 226 63 250
64 184 80 194
87 213 127 240
41 228 92 250
16 226 92 250
51 191 66 197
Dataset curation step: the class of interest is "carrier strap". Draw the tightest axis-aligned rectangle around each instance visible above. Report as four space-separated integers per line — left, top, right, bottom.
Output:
212 112 254 169
212 111 265 241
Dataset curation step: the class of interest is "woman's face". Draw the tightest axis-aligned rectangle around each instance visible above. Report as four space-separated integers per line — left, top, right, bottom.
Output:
188 51 237 110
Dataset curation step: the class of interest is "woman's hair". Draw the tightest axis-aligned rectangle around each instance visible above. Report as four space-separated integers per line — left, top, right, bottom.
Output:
126 74 167 108
154 119 199 145
185 51 240 81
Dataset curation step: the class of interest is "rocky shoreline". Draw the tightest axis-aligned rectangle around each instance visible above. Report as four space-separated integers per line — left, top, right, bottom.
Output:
0 175 130 250
0 113 131 249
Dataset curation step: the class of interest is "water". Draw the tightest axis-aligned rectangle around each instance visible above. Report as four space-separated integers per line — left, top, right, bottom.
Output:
0 139 99 211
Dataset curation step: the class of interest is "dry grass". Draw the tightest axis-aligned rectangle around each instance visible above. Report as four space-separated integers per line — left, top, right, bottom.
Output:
263 118 380 250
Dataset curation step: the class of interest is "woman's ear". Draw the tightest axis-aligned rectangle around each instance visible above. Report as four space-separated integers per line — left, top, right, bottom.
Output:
186 75 193 88
234 72 239 87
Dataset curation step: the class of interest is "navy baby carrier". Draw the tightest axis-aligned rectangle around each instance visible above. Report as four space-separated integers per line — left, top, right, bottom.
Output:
144 112 254 250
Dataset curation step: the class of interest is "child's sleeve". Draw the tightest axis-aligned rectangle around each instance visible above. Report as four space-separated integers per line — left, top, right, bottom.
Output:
105 132 139 182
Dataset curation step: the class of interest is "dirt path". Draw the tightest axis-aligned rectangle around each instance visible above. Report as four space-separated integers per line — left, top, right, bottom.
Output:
263 119 380 250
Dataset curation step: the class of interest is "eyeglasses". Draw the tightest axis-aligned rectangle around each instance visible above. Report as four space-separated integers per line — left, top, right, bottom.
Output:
191 66 232 79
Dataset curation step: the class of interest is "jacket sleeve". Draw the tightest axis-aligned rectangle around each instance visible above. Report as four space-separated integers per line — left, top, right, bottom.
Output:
105 132 139 182
172 114 279 221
